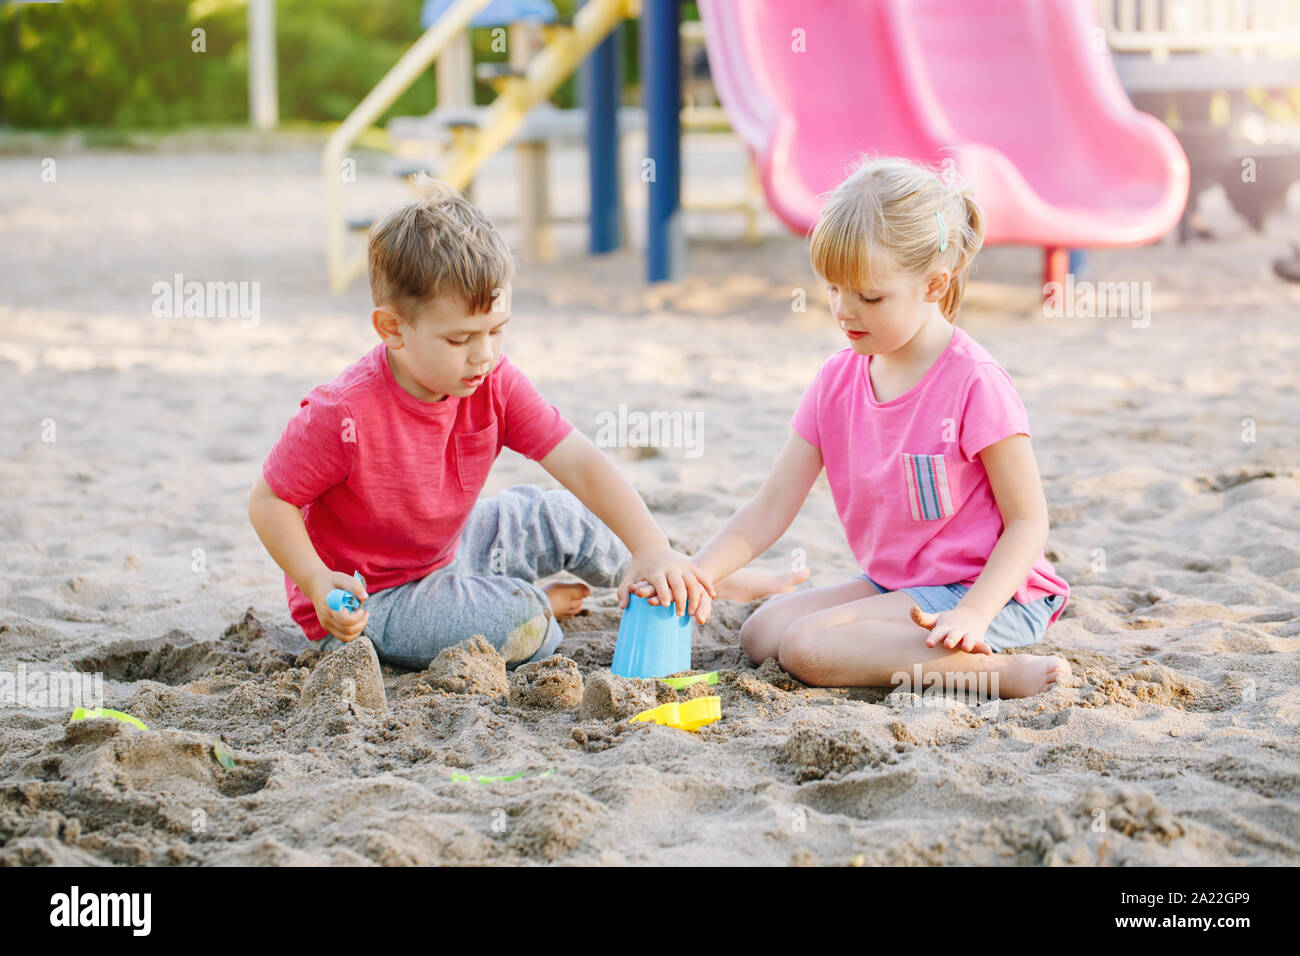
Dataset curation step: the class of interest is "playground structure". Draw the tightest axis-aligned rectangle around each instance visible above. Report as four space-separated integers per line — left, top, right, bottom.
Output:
1099 0 1300 242
700 0 1191 295
321 0 1300 293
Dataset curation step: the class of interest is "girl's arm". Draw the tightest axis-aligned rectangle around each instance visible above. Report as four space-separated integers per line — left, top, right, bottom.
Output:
692 431 824 584
952 434 1049 625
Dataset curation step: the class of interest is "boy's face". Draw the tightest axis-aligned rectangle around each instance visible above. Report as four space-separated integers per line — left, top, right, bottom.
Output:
825 264 950 357
373 285 511 402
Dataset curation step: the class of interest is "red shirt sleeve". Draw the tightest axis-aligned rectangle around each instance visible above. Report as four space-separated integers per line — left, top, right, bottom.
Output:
958 363 1032 462
262 386 356 507
493 355 573 461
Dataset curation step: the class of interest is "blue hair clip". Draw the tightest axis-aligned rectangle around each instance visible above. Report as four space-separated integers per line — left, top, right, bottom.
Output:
936 211 949 251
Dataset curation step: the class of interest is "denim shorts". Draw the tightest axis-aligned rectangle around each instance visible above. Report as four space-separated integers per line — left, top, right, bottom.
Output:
861 575 1065 653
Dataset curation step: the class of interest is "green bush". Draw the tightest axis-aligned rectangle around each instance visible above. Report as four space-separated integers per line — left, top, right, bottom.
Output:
1 0 234 127
0 0 437 129
0 0 669 131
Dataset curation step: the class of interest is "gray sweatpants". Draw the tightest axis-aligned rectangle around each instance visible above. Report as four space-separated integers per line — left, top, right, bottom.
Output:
320 485 631 670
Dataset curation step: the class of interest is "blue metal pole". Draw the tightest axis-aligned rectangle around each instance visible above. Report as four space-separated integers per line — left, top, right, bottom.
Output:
641 0 683 282
584 10 622 255
1068 248 1088 279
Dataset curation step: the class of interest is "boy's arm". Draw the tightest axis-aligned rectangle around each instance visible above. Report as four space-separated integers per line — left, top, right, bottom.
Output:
691 430 824 584
247 475 369 640
538 430 715 619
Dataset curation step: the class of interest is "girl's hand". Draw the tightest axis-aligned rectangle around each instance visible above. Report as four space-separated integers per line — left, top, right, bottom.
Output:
307 568 369 642
629 578 715 625
617 545 716 624
910 605 993 655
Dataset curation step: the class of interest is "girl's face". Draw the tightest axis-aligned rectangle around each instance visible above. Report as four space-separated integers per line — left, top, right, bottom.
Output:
826 266 950 356
374 285 511 402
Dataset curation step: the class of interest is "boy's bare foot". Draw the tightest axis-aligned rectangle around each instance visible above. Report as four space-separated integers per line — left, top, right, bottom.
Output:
995 654 1071 699
542 580 591 620
715 566 810 602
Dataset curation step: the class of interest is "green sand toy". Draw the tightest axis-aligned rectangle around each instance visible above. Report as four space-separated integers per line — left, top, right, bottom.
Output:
69 707 147 731
658 671 719 689
212 741 237 769
451 768 556 784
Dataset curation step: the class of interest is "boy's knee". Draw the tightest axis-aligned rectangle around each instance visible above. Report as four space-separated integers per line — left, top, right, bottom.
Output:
490 577 558 665
499 485 585 524
541 486 584 515
513 613 564 669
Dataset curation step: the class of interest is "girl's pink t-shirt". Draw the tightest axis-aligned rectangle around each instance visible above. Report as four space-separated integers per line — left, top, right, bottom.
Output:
791 326 1069 627
262 344 573 641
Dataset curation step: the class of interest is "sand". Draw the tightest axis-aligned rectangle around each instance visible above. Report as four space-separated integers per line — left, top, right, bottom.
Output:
1 135 1298 865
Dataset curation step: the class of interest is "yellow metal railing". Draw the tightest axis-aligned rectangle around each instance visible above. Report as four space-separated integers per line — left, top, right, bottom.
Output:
322 0 635 292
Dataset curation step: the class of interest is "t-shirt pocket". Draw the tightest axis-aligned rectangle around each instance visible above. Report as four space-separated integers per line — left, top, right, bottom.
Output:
901 452 954 521
454 423 499 494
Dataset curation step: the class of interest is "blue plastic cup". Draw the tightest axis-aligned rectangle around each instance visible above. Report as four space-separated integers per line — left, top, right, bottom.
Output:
611 594 694 679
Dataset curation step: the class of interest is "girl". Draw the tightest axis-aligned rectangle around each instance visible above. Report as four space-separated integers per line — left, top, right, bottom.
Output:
643 155 1071 699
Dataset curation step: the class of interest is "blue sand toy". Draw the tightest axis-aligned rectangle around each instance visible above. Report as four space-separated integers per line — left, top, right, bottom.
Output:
327 571 366 613
611 593 694 680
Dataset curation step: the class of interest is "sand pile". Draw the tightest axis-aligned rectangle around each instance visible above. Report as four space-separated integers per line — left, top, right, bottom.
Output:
1 147 1297 865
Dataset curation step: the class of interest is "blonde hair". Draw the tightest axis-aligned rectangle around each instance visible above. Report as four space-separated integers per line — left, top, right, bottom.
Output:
809 153 985 321
367 177 516 317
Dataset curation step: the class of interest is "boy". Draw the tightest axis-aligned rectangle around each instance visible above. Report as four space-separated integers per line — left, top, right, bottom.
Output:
248 182 799 669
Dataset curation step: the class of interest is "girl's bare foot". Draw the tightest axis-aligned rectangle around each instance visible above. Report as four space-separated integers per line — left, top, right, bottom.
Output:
542 580 591 620
715 566 810 602
995 654 1071 699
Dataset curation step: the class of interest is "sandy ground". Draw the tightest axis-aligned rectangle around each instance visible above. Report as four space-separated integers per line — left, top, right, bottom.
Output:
1 135 1298 866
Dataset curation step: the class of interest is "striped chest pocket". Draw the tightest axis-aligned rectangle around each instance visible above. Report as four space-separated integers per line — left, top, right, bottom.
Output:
902 453 954 521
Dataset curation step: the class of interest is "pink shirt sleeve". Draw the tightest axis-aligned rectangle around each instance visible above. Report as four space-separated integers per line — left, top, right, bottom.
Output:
494 356 573 461
262 387 355 507
958 363 1031 461
790 366 822 447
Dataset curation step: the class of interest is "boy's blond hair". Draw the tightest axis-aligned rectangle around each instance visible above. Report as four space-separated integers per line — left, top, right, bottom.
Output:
367 178 516 317
810 153 985 321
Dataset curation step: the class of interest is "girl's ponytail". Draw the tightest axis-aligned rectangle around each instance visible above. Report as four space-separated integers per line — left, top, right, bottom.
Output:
937 187 986 320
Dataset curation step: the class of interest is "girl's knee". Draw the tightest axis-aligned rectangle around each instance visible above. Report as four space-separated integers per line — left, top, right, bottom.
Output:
739 608 781 664
776 619 833 685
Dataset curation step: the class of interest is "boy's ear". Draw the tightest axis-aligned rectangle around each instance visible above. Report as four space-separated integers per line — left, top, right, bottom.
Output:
372 306 404 345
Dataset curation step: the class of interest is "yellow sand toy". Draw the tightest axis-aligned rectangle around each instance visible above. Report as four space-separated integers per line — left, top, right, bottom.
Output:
629 695 721 732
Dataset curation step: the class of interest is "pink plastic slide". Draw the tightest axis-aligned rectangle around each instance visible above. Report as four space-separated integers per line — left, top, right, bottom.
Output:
698 0 1189 250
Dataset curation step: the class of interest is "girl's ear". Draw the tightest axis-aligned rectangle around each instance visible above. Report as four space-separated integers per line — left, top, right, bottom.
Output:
924 269 952 302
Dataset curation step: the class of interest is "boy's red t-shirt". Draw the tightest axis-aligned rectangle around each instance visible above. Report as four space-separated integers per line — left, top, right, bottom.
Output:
261 343 573 641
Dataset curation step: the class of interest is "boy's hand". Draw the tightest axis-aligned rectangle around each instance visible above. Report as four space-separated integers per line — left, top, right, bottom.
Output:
618 544 716 624
307 568 370 642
